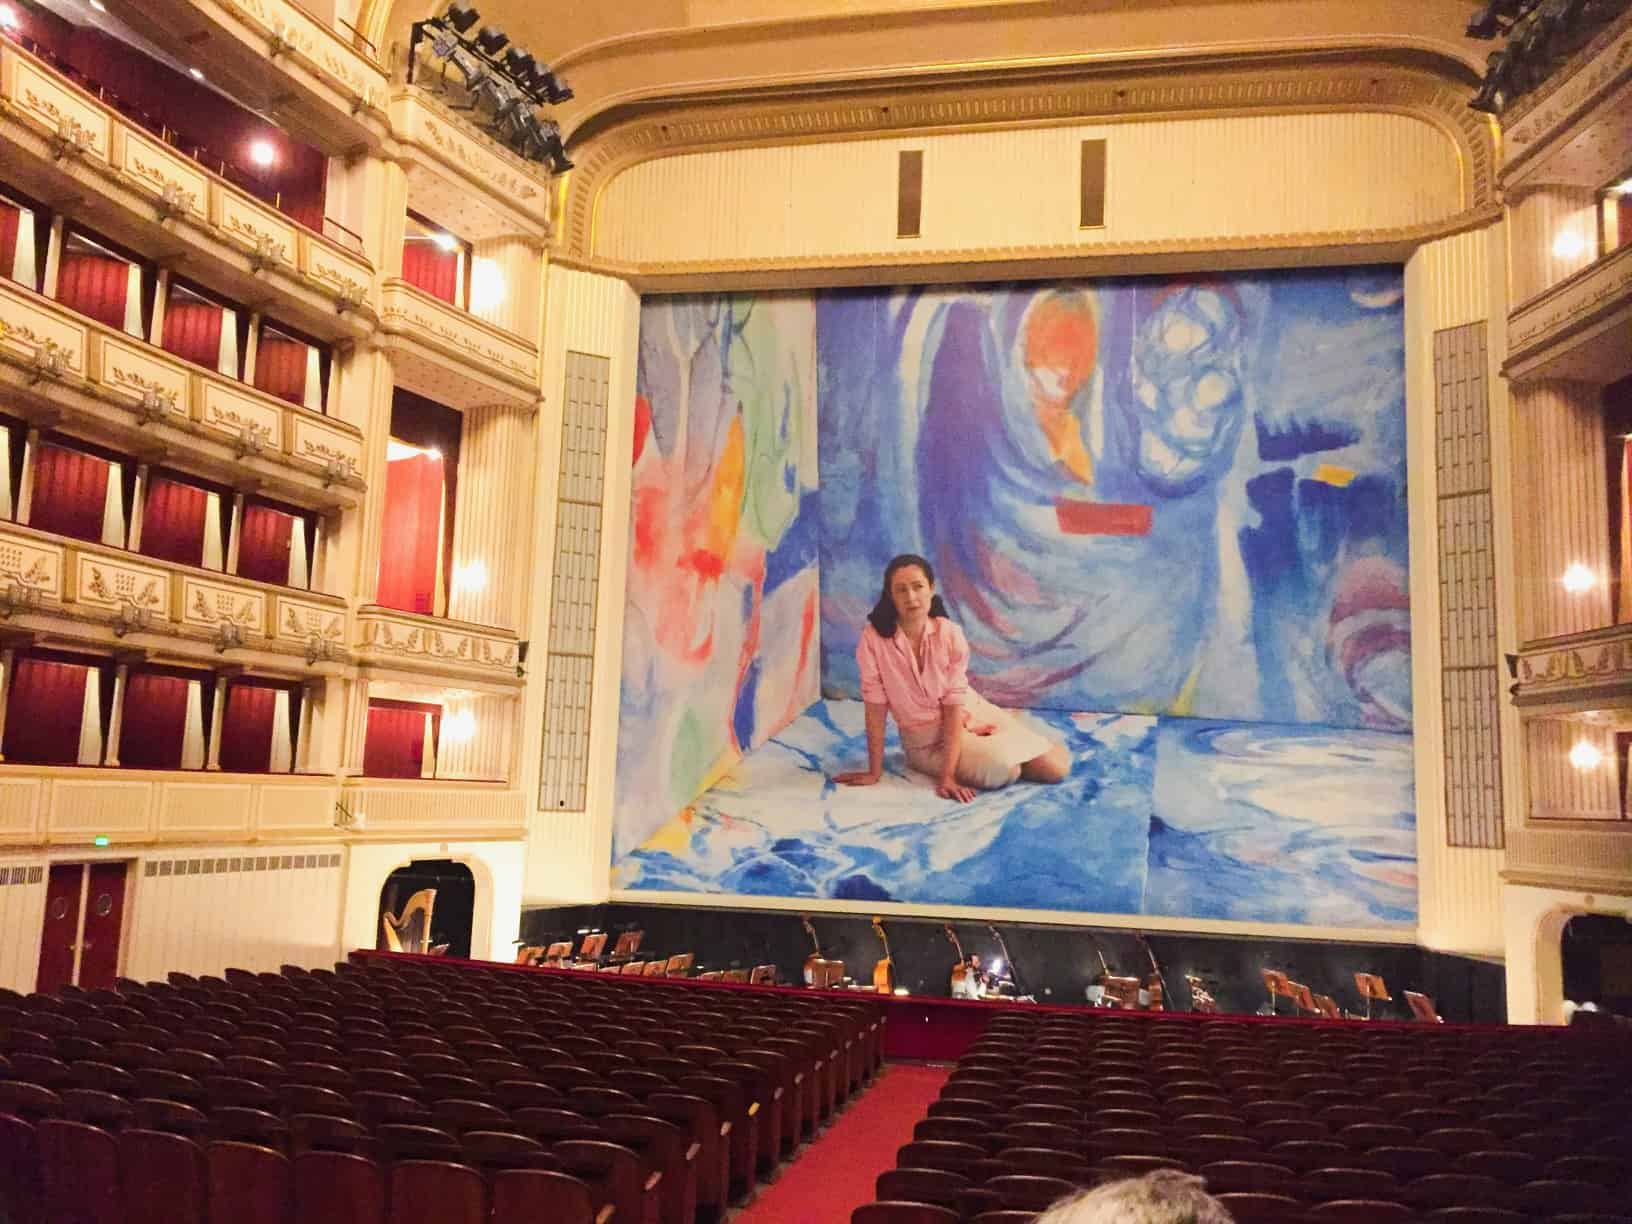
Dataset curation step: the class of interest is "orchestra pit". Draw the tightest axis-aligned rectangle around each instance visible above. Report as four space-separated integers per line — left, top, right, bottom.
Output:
0 0 1630 1221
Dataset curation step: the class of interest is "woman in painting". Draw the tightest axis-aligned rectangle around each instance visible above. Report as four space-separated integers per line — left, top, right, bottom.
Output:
834 554 1071 801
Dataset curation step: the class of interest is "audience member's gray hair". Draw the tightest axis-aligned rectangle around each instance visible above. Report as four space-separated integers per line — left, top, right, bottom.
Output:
1034 1170 1234 1224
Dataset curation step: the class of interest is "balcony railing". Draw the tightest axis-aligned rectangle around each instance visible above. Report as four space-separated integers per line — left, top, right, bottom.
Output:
1509 622 1632 713
1506 241 1632 383
0 37 375 333
0 278 365 508
354 605 522 689
0 521 348 671
378 280 539 407
337 779 525 840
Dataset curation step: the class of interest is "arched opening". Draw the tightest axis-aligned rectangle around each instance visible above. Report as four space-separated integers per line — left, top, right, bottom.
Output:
1562 912 1632 1020
377 859 475 959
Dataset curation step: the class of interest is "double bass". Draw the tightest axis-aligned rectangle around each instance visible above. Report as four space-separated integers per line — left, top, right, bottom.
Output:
1135 931 1169 1012
944 923 969 995
801 916 842 988
871 916 896 995
986 923 1022 998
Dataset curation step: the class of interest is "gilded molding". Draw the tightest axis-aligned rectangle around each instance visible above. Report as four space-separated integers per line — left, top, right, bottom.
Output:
1501 4 1632 174
558 55 1499 265
1505 241 1632 379
1511 623 1632 709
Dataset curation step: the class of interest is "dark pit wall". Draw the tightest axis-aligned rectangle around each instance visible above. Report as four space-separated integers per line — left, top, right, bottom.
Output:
380 859 476 960
1562 912 1632 1017
520 903 1507 1025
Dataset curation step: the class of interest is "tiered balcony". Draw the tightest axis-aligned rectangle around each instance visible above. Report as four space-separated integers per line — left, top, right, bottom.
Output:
1510 624 1632 714
0 521 348 673
378 279 539 408
353 605 522 692
1506 235 1632 383
108 0 390 155
0 36 376 342
0 278 365 509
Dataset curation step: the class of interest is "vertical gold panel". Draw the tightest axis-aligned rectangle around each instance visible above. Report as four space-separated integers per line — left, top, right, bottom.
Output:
897 149 923 240
1079 139 1107 229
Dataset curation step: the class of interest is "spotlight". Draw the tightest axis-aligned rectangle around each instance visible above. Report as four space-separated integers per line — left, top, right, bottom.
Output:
475 25 508 55
502 47 535 80
539 120 573 174
0 5 18 31
442 1 480 33
532 68 573 104
431 231 459 253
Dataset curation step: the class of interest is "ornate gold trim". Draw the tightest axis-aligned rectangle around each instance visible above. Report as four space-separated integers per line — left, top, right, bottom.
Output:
558 52 1497 266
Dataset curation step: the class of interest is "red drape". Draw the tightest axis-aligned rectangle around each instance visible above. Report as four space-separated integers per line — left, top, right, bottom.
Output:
30 443 111 544
363 701 438 779
0 202 20 285
55 250 131 331
2 656 89 765
141 475 208 567
119 671 189 770
237 502 295 586
254 334 308 405
377 452 444 614
401 240 459 304
219 682 276 773
161 299 224 370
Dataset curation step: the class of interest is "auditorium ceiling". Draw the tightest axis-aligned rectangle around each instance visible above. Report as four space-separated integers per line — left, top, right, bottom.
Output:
374 0 1494 140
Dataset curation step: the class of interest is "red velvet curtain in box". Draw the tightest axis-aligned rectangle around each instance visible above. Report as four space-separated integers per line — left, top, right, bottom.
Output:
2 656 90 765
377 451 444 614
161 299 224 370
363 700 439 779
55 251 131 331
254 333 308 406
118 671 190 770
219 681 276 773
0 202 20 285
30 443 112 544
141 475 208 567
401 240 459 305
237 501 295 586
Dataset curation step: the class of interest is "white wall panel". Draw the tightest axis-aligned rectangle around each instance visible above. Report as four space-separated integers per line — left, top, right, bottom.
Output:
123 846 344 981
596 112 1464 265
1508 187 1598 305
0 859 47 993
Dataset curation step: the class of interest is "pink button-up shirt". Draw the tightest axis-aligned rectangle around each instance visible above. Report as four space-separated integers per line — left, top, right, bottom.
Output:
856 617 970 731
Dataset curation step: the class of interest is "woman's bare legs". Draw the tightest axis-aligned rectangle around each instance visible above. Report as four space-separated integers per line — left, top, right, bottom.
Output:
1020 742 1071 784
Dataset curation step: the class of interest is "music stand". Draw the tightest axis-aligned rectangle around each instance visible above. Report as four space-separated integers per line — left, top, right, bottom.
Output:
1287 981 1318 1015
1261 968 1292 1016
1312 993 1342 1020
1403 990 1443 1023
1354 972 1392 1020
610 930 644 961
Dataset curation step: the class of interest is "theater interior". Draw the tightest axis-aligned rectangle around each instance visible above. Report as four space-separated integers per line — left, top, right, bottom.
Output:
0 0 1630 1220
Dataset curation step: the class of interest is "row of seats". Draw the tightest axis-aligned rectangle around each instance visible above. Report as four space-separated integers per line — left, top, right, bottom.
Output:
0 954 885 1224
851 1006 1632 1223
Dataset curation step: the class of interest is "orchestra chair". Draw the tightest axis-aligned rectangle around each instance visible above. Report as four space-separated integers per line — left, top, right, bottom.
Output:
852 1204 960 1224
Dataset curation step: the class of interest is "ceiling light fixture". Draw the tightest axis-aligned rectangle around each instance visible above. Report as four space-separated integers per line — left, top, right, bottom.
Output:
431 231 459 253
249 139 277 168
0 5 19 31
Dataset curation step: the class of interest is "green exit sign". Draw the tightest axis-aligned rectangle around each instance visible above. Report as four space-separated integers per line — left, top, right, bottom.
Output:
93 836 110 847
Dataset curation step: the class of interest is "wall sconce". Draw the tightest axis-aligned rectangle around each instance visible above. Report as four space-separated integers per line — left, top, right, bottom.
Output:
305 635 340 665
214 621 245 652
0 582 41 619
112 602 153 637
1561 563 1598 594
1569 739 1603 771
233 425 266 459
28 341 66 385
333 801 365 830
49 117 93 162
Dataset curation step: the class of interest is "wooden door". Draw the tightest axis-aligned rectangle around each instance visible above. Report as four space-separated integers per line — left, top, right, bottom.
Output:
36 863 84 993
78 861 127 990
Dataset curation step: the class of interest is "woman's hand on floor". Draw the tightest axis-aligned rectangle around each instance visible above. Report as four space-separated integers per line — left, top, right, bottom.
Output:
834 770 881 786
937 779 977 802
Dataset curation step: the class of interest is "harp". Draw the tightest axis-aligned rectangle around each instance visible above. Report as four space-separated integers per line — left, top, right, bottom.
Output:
379 888 437 955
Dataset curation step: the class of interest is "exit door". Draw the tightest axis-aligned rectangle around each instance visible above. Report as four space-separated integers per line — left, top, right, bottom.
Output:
36 862 128 993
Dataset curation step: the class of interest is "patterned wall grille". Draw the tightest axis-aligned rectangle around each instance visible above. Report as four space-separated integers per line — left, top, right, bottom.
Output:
1435 322 1504 848
539 352 610 812
142 853 342 876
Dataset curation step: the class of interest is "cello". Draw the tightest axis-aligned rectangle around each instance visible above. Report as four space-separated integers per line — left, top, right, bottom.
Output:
871 916 896 995
801 915 841 988
944 923 969 996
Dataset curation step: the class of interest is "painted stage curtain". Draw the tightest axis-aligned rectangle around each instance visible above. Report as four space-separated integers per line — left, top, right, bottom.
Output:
218 680 296 773
2 654 102 766
401 238 460 305
364 699 439 779
377 449 445 615
56 244 142 336
0 196 38 290
141 474 221 569
255 330 306 406
119 670 208 770
238 500 310 588
29 442 125 547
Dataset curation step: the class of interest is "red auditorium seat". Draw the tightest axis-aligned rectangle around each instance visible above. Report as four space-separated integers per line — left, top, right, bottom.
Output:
38 1118 121 1224
987 1173 1079 1211
1309 1200 1414 1221
206 1140 293 1224
852 1204 961 1224
120 1127 207 1224
877 1165 972 1209
1214 1191 1304 1223
1458 1149 1543 1185
897 1139 989 1173
1427 1210 1524 1223
387 1159 486 1224
1514 1179 1619 1216
1303 1165 1401 1201
491 1168 607 1224
294 1150 384 1224
1197 1159 1298 1196
0 1112 44 1222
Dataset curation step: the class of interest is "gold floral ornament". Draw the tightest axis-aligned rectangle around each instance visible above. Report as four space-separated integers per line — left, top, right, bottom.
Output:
155 182 198 223
48 115 94 162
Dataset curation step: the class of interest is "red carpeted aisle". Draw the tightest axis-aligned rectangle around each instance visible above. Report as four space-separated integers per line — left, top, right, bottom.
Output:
732 1062 950 1224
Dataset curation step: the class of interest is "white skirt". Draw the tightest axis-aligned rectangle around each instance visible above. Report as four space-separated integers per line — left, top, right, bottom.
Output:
898 691 1056 791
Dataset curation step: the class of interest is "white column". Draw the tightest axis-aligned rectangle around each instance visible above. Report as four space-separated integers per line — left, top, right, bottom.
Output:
16 428 39 524
206 675 229 771
102 662 129 768
0 646 15 762
226 493 246 575
127 464 149 552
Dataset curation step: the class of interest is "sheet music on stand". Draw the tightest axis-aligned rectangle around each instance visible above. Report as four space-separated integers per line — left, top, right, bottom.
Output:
1354 972 1392 1020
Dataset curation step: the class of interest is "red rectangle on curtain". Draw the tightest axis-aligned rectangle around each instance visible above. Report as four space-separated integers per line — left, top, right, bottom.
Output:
161 298 225 369
2 655 90 765
237 501 295 586
141 475 208 567
363 700 439 779
119 671 190 770
30 442 111 544
377 452 444 614
1055 500 1153 536
401 240 459 304
0 202 20 284
219 682 277 773
55 250 130 330
254 333 308 405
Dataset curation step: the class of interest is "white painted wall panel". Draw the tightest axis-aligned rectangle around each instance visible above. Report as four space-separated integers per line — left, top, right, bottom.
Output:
0 859 47 993
596 112 1463 265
